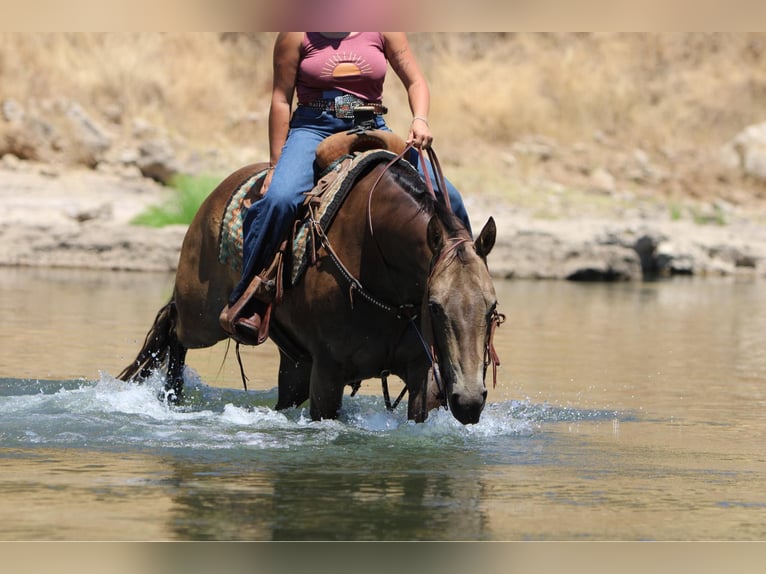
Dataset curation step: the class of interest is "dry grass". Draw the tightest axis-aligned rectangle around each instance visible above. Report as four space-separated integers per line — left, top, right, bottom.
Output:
2 33 766 205
0 33 274 146
421 33 766 149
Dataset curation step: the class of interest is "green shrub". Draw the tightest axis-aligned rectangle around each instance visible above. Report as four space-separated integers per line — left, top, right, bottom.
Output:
131 173 221 227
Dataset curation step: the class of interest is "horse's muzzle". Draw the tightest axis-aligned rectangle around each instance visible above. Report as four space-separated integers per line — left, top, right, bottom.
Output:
449 390 487 425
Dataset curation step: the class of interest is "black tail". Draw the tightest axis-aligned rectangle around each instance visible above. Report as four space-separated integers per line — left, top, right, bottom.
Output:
118 299 176 382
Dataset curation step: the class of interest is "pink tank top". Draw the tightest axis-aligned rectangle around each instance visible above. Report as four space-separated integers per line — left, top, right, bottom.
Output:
296 32 387 104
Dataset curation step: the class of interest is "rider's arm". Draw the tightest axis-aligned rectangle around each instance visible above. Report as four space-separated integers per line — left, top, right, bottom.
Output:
383 32 433 149
268 32 302 167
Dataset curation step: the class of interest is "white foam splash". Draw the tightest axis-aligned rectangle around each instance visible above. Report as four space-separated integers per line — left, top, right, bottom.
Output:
1 371 539 452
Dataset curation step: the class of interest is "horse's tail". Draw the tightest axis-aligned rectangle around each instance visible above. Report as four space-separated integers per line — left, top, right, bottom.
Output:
117 298 176 382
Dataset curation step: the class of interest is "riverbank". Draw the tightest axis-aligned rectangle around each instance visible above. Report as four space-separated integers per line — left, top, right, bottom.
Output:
3 34 766 280
2 159 765 280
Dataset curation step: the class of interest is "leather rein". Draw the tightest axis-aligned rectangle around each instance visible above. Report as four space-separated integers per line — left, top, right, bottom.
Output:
308 142 503 412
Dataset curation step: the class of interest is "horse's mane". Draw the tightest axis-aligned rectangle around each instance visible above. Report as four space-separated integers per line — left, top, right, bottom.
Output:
387 160 465 238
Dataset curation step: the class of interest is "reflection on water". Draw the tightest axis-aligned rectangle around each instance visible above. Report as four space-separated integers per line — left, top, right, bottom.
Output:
1 267 766 540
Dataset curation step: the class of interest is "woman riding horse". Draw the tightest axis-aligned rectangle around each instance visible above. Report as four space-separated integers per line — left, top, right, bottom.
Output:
220 32 472 343
118 33 503 424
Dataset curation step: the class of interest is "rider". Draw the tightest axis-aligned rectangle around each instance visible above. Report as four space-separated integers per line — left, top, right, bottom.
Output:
220 32 472 341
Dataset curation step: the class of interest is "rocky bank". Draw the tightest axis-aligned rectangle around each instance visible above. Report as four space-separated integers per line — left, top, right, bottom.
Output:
2 155 766 281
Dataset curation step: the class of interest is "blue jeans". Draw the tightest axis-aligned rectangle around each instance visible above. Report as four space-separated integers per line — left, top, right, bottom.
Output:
229 105 472 304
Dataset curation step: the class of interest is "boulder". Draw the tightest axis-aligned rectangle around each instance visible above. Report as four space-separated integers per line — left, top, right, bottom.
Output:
135 138 181 184
721 121 766 182
563 244 642 281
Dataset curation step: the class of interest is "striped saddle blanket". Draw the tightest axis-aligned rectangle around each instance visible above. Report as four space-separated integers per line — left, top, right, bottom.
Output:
218 149 407 287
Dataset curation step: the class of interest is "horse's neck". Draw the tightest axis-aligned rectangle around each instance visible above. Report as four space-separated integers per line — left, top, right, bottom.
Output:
363 186 433 305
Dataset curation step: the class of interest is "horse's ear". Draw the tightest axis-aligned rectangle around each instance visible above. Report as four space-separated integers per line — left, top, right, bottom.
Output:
427 215 444 254
475 217 496 259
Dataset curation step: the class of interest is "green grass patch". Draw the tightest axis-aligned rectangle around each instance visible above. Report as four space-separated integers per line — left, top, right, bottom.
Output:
691 204 728 226
669 203 684 221
131 173 222 227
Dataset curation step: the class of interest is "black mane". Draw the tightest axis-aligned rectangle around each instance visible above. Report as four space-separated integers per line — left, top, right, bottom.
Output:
388 160 465 237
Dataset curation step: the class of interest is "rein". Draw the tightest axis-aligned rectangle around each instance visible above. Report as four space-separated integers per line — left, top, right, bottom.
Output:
485 306 506 389
365 142 450 235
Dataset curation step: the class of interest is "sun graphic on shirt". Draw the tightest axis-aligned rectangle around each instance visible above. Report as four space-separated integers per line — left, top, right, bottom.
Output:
321 52 373 79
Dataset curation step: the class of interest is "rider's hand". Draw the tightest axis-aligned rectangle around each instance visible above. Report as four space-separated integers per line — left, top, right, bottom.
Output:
408 117 433 149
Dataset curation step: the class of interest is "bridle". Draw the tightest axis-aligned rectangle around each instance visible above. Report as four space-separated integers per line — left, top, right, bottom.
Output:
309 142 504 412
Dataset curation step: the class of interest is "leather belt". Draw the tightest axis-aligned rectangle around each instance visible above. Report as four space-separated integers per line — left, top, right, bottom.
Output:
299 94 388 119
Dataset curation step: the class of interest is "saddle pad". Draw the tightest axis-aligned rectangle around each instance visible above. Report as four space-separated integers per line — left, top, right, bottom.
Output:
218 170 268 272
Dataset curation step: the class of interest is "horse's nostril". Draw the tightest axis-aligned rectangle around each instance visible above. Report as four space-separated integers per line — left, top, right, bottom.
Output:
451 390 487 407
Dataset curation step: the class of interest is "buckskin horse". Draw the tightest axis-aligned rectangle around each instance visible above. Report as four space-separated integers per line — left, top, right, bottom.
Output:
118 133 503 424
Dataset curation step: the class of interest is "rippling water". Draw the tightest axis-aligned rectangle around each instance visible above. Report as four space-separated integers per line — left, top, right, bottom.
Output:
0 370 628 541
1 268 766 540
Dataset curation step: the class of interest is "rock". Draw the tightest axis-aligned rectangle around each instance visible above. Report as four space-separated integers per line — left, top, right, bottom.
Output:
722 121 766 181
633 233 664 275
65 202 113 223
489 227 642 281
512 135 557 162
2 99 25 123
2 98 116 168
564 244 642 281
589 167 616 195
65 102 113 167
655 242 696 276
39 164 60 178
131 117 155 139
1 153 22 170
136 138 181 184
708 244 759 269
0 113 56 161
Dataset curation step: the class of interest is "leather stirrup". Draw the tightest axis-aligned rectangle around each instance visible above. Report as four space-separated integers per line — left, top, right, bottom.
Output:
219 274 274 335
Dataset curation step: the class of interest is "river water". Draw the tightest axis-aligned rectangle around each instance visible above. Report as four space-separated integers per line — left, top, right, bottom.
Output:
1 267 765 540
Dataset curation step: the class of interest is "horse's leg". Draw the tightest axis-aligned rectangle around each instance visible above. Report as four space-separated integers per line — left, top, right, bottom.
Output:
275 350 311 410
407 374 428 423
406 365 443 422
309 357 345 421
164 331 187 404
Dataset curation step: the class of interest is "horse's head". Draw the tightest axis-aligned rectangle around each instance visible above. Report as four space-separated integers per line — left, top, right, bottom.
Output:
424 216 499 425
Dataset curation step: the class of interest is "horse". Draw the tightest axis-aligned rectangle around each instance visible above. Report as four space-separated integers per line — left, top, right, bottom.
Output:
118 145 501 424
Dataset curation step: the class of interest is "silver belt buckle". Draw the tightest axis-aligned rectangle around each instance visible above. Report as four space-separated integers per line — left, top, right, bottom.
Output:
334 94 359 119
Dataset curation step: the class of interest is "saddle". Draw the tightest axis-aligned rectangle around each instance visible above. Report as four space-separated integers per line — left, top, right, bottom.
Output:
219 129 408 346
315 128 407 172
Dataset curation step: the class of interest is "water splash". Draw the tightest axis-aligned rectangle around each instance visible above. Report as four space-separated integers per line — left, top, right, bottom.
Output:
0 369 631 455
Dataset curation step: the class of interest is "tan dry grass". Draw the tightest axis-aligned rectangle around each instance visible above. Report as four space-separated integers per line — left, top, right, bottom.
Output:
420 33 766 150
2 33 766 205
0 33 275 145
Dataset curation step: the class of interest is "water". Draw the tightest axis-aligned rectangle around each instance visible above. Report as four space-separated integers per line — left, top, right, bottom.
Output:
1 267 766 540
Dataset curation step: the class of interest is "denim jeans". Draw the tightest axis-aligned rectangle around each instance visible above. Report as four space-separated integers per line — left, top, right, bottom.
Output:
229 105 472 304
